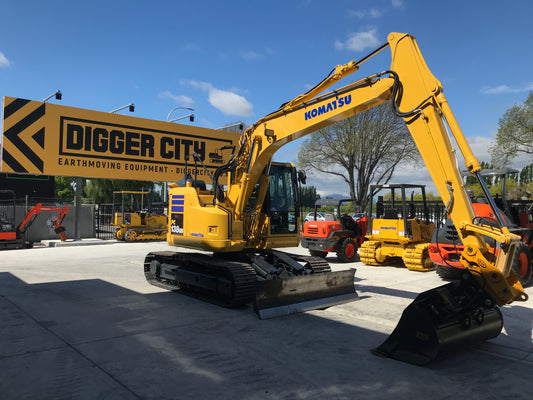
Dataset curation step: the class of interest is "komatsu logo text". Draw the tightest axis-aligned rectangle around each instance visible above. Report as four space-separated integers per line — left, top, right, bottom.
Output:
304 95 352 121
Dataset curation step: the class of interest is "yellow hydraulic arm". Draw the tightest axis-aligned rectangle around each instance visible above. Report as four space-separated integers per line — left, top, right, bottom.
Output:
217 32 526 307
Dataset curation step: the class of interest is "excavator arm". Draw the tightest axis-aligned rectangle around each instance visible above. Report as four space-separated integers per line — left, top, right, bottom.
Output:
18 203 69 241
217 32 526 307
157 32 528 363
386 32 526 306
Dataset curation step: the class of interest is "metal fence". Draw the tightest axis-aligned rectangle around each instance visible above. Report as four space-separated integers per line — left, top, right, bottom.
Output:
411 200 447 228
95 203 115 240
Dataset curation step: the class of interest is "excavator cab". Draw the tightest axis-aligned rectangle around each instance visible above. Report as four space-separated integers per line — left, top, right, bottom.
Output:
266 163 298 236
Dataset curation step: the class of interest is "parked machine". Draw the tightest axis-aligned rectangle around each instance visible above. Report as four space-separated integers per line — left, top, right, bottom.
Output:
4 32 530 365
0 189 68 249
359 184 435 271
112 191 167 241
144 33 528 364
430 168 533 285
300 198 367 262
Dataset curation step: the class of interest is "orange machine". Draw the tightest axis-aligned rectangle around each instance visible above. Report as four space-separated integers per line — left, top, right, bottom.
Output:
0 189 68 249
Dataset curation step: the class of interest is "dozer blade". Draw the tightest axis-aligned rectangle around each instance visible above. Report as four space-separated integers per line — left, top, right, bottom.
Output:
254 269 358 319
372 271 503 365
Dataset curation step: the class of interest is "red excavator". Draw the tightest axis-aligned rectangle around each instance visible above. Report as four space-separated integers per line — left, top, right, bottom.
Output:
0 189 69 249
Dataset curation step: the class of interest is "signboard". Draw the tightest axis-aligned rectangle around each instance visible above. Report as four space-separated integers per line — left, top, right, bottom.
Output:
1 97 240 183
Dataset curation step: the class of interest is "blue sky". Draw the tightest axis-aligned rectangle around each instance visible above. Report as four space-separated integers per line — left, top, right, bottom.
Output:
1 0 533 196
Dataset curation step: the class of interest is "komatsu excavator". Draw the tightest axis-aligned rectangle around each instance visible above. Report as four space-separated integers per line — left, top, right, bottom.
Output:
144 32 528 364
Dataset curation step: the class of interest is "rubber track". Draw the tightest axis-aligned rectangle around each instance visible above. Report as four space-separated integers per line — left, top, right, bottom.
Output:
402 243 434 272
144 251 257 306
359 240 382 265
292 254 332 274
124 228 167 242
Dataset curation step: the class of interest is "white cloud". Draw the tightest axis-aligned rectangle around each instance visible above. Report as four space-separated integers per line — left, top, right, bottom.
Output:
208 88 253 116
335 29 381 52
185 80 253 117
240 50 262 61
239 48 273 62
369 8 382 17
348 8 382 19
0 52 11 67
181 42 202 52
391 0 404 8
158 91 194 106
480 82 533 94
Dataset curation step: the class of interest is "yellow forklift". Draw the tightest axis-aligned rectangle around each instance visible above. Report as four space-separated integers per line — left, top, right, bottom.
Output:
112 191 167 241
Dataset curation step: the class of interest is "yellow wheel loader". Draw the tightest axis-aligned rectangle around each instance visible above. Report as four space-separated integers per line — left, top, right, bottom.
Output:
360 184 435 271
112 191 167 241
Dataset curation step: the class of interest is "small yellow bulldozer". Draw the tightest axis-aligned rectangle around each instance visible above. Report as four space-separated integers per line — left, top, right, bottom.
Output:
112 191 167 241
359 184 435 271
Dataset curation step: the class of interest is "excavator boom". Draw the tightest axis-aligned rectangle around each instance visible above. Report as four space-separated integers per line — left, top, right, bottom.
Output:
159 32 527 363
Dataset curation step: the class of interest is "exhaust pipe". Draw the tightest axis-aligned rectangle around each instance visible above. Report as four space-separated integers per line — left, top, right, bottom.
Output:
373 271 503 365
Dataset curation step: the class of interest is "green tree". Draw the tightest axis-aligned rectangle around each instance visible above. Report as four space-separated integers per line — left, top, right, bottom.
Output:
465 161 493 186
54 176 78 202
297 102 419 211
520 163 533 184
299 185 320 210
490 92 533 166
84 179 155 203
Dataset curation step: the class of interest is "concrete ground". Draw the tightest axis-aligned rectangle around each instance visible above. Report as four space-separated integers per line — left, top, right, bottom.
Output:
1 240 533 399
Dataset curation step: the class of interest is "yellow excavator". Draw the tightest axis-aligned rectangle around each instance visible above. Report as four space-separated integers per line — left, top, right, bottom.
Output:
144 32 528 364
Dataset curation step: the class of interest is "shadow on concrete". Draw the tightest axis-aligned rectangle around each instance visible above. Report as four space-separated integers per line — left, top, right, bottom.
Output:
1 272 532 399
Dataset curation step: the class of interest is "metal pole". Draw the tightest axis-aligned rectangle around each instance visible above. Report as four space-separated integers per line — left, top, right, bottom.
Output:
75 177 82 240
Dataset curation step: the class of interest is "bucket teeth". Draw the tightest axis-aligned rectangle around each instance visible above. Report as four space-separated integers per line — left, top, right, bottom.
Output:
373 271 503 365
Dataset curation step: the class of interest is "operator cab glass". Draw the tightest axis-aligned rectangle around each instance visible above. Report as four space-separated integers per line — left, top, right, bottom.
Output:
268 164 298 234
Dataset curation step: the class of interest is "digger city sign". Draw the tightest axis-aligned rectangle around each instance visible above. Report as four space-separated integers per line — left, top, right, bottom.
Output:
1 96 240 182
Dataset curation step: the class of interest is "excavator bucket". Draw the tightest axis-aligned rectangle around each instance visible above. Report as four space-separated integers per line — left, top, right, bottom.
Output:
372 271 503 365
254 269 358 319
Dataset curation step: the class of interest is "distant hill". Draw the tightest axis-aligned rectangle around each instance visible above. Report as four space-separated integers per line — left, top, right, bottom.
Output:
321 193 349 199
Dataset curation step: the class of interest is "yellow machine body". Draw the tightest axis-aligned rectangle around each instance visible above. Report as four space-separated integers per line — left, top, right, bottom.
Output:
360 184 436 271
3 32 529 364
112 191 167 241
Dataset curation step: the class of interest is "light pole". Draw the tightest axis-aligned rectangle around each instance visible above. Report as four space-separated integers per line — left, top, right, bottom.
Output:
167 107 194 123
110 103 135 113
217 122 244 133
164 107 195 199
43 90 62 102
